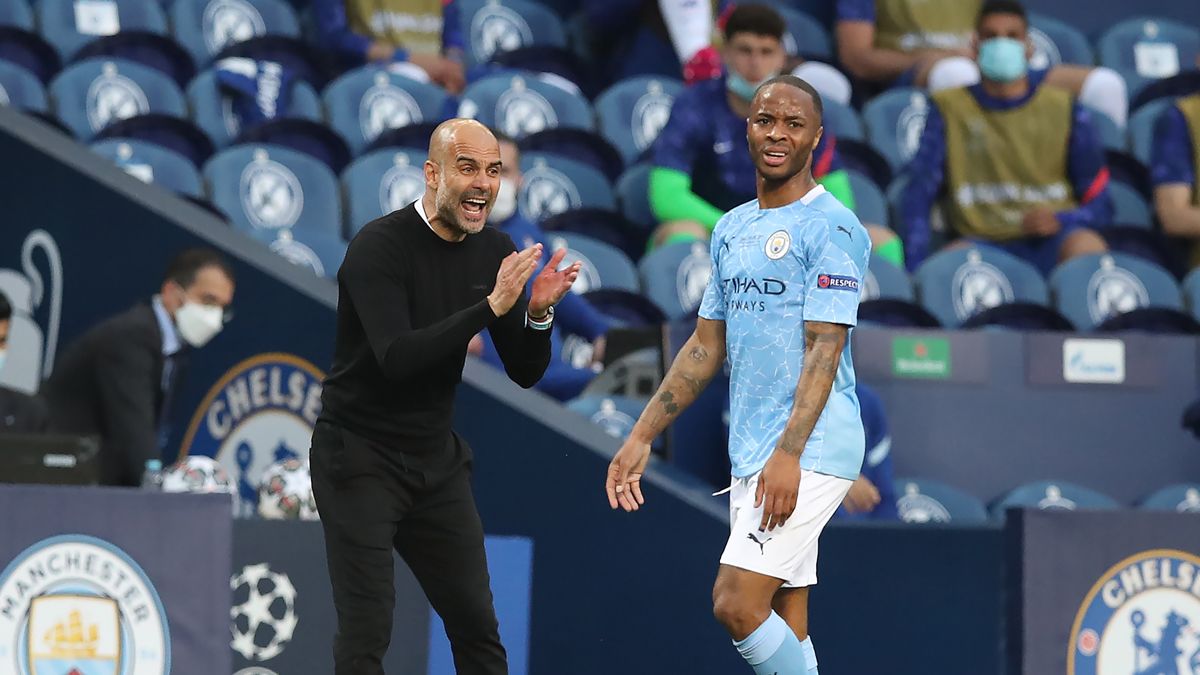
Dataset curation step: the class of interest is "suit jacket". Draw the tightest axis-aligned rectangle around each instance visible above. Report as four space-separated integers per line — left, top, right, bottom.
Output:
0 386 49 433
41 303 189 487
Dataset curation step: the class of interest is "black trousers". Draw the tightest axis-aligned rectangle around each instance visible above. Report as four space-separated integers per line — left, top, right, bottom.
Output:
310 420 507 675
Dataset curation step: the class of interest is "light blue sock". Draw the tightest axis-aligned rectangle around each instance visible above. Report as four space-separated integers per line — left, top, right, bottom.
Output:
800 636 819 673
732 611 808 674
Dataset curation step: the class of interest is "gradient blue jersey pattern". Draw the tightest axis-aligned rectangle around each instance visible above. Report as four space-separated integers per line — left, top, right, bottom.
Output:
698 186 870 480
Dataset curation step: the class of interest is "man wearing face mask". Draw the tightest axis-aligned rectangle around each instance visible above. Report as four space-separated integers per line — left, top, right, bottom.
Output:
0 291 49 433
41 249 235 486
900 0 1111 275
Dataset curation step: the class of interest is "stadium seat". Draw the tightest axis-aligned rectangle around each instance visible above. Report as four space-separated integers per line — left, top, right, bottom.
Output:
822 97 864 142
540 208 643 263
0 27 61 84
846 169 887 226
859 255 940 327
457 71 593 139
863 87 927 172
1028 13 1095 70
637 241 711 320
170 0 300 67
594 76 682 167
203 143 342 238
894 479 989 524
863 254 914 302
341 147 426 237
1086 105 1125 152
456 0 567 68
914 247 1050 327
90 138 202 196
1097 17 1200 98
959 302 1075 331
364 121 439 153
990 481 1120 519
1139 484 1200 513
0 58 46 111
234 117 351 173
565 394 648 443
323 68 449 156
547 232 639 294
771 3 832 60
37 0 167 61
1130 71 1200 111
186 64 321 147
519 128 624 183
50 57 186 138
581 288 665 326
835 138 893 193
1049 252 1184 330
518 151 615 222
1098 225 1183 278
1184 268 1200 322
1128 96 1173 166
215 35 327 88
246 227 346 279
614 162 655 231
0 0 32 30
94 112 215 164
488 45 594 98
1108 180 1152 227
71 31 195 88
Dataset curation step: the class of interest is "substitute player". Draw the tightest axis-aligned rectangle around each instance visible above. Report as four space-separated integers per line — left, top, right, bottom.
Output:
606 75 870 675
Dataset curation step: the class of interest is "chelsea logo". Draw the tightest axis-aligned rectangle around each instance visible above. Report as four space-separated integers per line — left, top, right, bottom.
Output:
1068 549 1200 675
765 230 791 260
179 353 324 517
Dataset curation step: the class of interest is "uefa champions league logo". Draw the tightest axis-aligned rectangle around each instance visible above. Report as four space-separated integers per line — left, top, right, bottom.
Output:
230 563 298 662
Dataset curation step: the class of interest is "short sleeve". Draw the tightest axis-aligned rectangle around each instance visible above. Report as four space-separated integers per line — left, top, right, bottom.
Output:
698 220 728 321
1150 105 1196 188
803 215 867 327
652 88 708 174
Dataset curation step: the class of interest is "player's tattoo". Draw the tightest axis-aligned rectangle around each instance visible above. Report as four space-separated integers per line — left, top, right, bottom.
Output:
777 322 847 458
632 320 726 440
659 391 679 415
688 345 708 362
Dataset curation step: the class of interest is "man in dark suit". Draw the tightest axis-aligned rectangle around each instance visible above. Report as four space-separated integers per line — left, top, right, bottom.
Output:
42 249 235 486
0 291 49 433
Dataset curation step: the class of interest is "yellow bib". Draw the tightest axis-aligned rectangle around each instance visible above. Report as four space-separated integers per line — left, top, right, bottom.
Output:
346 0 444 55
873 0 979 52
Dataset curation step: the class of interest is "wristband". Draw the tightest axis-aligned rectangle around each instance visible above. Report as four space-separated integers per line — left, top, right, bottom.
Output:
526 306 554 330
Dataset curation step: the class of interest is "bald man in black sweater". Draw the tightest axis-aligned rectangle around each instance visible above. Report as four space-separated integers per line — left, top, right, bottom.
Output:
311 119 581 674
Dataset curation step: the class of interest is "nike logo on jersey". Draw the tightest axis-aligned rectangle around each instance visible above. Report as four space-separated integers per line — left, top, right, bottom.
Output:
836 225 853 240
747 532 772 554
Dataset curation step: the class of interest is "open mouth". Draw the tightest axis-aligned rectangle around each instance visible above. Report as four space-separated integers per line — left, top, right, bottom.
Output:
763 149 788 167
461 196 488 219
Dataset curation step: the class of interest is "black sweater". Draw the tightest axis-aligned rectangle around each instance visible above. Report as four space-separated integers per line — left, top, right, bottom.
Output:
320 202 552 447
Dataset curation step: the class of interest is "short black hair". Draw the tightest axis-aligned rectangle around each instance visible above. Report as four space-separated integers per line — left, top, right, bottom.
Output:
0 290 10 322
723 4 786 43
754 75 824 123
978 0 1027 29
163 248 234 289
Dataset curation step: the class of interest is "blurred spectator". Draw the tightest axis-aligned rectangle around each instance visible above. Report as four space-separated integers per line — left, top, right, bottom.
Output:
313 0 466 92
900 0 1110 275
835 382 898 521
1151 92 1200 269
42 249 236 487
587 0 722 85
470 133 614 401
649 3 904 264
835 0 1128 128
0 291 49 433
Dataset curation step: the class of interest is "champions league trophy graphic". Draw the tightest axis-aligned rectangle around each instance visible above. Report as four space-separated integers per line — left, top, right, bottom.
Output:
0 230 63 394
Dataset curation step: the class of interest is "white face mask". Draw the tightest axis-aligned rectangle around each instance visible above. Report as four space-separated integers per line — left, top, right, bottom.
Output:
175 302 224 348
488 178 518 224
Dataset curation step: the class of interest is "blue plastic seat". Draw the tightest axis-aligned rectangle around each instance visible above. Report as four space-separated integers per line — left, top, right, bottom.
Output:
518 151 615 222
547 232 639 294
593 76 683 166
91 138 202 196
914 247 1049 327
186 62 321 147
341 147 427 236
1139 484 1200 513
614 162 655 230
246 228 346 279
1028 13 1095 70
170 0 299 67
1129 97 1174 166
37 0 167 60
50 57 185 138
1108 180 1152 227
822 97 864 142
0 0 32 30
456 0 566 68
323 67 449 156
1049 252 1184 330
863 254 914 302
70 31 195 88
637 241 712 320
565 395 647 442
847 169 887 226
991 481 1120 520
203 143 342 238
1097 17 1200 99
0 58 45 111
894 478 989 524
458 71 593 138
863 87 928 172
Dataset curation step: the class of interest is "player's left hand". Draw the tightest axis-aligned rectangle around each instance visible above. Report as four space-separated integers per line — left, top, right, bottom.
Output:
756 450 801 531
842 475 881 514
529 247 582 317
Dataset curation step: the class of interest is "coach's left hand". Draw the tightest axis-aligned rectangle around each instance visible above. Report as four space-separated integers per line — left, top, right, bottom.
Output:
756 449 801 531
529 247 582 317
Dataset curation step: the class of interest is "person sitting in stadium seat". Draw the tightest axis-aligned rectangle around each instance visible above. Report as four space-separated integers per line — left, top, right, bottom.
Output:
900 0 1111 275
649 3 904 264
834 382 898 521
1151 92 1200 270
0 291 48 434
835 0 1128 128
313 0 466 92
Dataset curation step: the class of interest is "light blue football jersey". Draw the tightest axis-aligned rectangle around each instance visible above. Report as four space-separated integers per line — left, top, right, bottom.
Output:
698 186 870 480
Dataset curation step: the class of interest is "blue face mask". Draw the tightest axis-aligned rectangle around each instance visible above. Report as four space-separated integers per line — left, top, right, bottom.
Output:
727 71 772 101
978 37 1028 83
0 349 6 374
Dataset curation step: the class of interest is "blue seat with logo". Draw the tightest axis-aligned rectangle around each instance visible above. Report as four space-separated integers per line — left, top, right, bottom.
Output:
0 58 45 111
456 0 566 68
772 3 831 60
913 247 1049 328
70 31 195 89
565 394 648 443
822 97 864 142
1108 180 1152 228
847 169 887 226
990 481 1120 520
37 0 167 60
1129 97 1174 167
170 0 299 68
50 57 185 138
595 75 682 167
245 228 346 279
0 27 61 85
540 208 642 263
342 147 426 237
863 254 913 302
519 128 624 183
1049 253 1184 330
548 232 639 294
1028 13 1095 70
863 87 928 172
517 151 614 222
1097 17 1200 99
637 241 711 321
186 63 321 147
203 143 342 238
458 71 593 139
323 67 449 156
93 112 215 164
91 138 202 196
614 162 655 231
894 478 989 524
0 0 32 29
1139 484 1200 513
857 254 943 326
1183 268 1200 322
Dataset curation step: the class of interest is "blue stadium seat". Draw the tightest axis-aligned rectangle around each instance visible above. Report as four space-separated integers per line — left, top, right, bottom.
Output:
0 59 45 111
863 254 914 302
203 143 342 238
186 64 321 147
0 0 32 30
540 208 642 263
565 395 647 442
914 247 1050 327
772 4 832 60
71 32 195 88
170 0 299 67
458 71 593 139
1085 104 1124 152
846 169 887 226
1183 268 1200 323
487 45 593 97
894 478 989 524
246 228 346 279
519 128 624 183
323 67 449 156
615 162 655 230
548 232 638 294
518 151 615 222
1108 180 1152 227
822 97 864 142
217 35 326 88
456 0 566 68
342 147 426 237
835 138 893 192
364 120 439 153
1049 252 1184 330
581 289 665 326
234 117 351 173
0 27 61 84
863 87 927 172
637 241 711 320
1028 13 1095 70
592 74 681 165
859 256 941 327
1097 17 1200 99
1139 484 1200 513
50 57 185 138
1128 97 1173 166
91 138 202 196
37 0 167 61
991 481 1120 519
94 112 215 164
